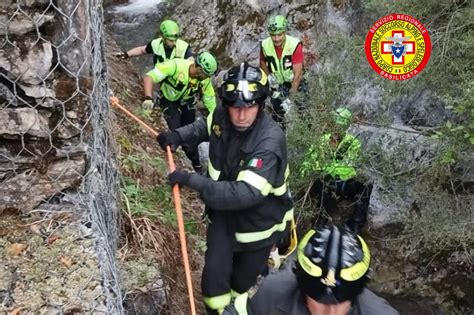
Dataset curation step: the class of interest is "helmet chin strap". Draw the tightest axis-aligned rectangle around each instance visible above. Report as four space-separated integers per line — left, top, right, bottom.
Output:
233 126 249 132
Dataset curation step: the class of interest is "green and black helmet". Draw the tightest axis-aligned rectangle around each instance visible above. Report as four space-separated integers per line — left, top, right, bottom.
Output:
218 62 269 108
295 225 370 304
195 51 218 76
160 20 180 40
267 15 288 35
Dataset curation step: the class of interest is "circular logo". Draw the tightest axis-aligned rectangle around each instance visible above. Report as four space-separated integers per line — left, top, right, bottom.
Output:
365 14 431 80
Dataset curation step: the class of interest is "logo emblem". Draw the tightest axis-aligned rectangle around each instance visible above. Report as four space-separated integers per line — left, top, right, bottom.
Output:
365 14 431 80
212 124 221 137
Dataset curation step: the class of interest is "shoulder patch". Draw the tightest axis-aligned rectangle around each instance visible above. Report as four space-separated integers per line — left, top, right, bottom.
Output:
212 124 221 137
248 158 263 169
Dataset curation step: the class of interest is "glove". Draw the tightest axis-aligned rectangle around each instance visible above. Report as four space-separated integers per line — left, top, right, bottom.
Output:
268 73 279 90
168 170 191 187
281 98 292 113
157 131 181 152
142 96 154 110
115 51 128 59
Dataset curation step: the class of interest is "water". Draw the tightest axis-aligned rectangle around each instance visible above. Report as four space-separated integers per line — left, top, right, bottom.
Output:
111 0 163 15
105 0 167 74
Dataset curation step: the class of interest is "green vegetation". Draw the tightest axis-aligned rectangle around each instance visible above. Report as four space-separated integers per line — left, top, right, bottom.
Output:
288 0 473 255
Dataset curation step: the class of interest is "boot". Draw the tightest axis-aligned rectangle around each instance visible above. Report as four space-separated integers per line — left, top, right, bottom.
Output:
346 194 370 234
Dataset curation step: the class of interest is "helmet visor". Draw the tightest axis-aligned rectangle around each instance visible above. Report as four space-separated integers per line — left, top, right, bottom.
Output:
220 80 266 105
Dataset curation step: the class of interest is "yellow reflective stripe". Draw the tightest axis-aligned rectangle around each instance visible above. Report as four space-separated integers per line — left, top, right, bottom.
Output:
297 230 323 277
235 208 293 243
340 235 371 281
234 292 249 314
237 170 273 196
272 182 287 196
204 292 231 311
146 67 167 83
237 169 288 196
208 160 220 181
207 110 214 135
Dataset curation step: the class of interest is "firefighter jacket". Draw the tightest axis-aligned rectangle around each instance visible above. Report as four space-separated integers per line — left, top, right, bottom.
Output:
175 105 294 251
146 58 216 112
249 262 399 315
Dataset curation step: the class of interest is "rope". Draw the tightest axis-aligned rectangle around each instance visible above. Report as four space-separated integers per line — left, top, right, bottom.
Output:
110 96 197 315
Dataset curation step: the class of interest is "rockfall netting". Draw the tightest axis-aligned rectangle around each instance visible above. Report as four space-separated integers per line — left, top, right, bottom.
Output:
0 0 123 313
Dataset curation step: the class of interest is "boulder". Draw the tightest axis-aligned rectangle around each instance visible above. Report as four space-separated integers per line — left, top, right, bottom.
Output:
0 12 54 36
0 41 53 85
0 107 49 138
0 156 86 214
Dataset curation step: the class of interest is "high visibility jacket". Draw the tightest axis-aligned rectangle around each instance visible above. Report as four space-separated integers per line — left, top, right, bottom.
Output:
149 38 190 65
146 58 216 112
250 262 400 315
261 35 301 84
176 105 294 251
309 133 361 181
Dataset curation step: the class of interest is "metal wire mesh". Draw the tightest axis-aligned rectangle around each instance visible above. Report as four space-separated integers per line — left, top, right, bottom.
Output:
0 0 123 313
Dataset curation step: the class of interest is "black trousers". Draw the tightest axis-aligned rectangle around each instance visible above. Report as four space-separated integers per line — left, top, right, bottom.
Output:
160 97 200 167
310 176 373 232
270 81 307 129
202 213 272 312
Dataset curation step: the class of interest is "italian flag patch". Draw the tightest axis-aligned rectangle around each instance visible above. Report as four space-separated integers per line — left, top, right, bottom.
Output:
248 158 263 169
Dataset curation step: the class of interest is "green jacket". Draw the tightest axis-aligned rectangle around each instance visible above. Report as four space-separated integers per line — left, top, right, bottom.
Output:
261 35 301 84
305 133 361 181
146 58 216 112
150 38 190 65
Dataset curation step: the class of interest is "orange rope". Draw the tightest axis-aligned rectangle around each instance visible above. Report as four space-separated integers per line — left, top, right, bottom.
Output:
110 96 197 315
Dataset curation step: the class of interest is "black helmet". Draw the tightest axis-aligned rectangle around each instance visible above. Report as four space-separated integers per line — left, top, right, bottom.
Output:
218 62 269 107
295 225 370 304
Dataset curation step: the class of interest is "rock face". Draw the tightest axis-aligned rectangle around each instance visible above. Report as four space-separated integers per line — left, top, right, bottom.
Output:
0 1 92 214
1 0 123 314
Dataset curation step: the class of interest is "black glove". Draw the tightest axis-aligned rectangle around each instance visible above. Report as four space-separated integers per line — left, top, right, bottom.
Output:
157 131 181 152
115 51 128 59
168 170 191 187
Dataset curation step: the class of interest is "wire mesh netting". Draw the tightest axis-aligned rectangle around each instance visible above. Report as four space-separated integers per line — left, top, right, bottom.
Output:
0 0 123 313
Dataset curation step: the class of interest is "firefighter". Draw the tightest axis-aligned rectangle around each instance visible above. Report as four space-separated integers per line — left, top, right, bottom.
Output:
157 62 294 313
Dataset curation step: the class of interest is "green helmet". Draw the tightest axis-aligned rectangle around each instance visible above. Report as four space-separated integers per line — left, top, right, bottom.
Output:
267 15 288 35
160 20 180 40
296 225 370 304
333 107 353 127
195 52 218 76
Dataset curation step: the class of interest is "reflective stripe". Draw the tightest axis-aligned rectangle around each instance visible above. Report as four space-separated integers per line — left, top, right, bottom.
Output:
151 38 189 63
207 110 214 135
262 36 300 84
235 208 294 243
234 292 249 315
208 160 220 181
297 230 323 277
237 170 273 196
146 67 167 83
204 292 231 311
159 59 192 101
340 235 370 281
236 167 289 196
